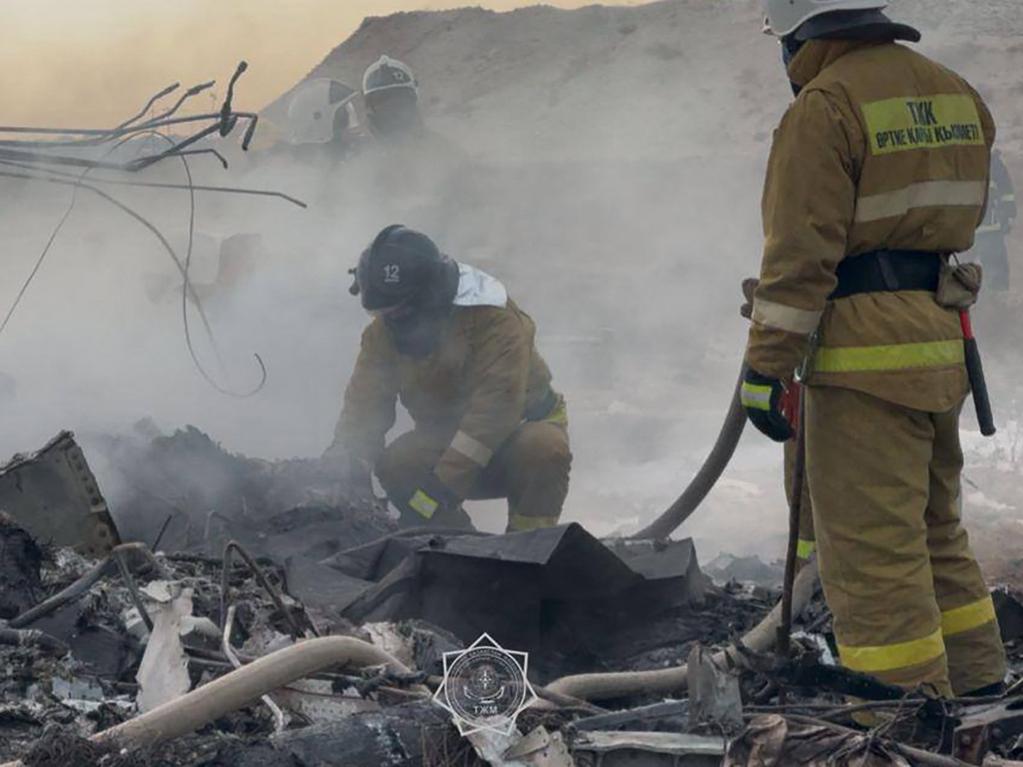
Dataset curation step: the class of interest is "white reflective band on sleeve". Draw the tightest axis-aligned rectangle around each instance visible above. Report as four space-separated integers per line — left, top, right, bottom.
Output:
450 430 493 467
854 180 986 223
752 299 822 335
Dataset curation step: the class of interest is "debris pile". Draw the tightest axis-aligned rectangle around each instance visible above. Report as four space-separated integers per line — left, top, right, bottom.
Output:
3 428 1023 767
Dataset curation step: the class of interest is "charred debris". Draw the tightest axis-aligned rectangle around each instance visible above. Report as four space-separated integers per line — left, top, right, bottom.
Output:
0 428 1021 767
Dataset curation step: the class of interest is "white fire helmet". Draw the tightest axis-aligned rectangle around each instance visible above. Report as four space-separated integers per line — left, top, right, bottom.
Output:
286 78 358 145
761 0 889 37
362 55 418 98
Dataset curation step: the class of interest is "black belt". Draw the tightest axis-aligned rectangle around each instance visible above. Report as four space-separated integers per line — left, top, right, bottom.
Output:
830 249 942 300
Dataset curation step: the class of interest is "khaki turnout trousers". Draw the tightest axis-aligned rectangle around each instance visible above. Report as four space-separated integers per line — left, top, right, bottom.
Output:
805 385 1005 696
375 421 571 533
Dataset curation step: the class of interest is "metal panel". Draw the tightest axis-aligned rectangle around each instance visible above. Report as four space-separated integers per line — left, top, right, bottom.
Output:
0 431 120 557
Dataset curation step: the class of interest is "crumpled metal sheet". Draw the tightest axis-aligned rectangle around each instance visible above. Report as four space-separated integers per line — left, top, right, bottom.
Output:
572 731 726 767
0 431 120 558
724 715 912 767
688 643 743 735
993 587 1023 643
330 524 707 680
267 700 454 766
504 725 573 766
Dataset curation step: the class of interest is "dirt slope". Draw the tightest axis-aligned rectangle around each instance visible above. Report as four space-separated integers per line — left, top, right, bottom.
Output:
264 0 1023 162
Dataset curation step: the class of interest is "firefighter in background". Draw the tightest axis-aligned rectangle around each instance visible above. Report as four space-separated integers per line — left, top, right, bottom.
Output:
285 78 363 162
324 225 571 532
362 55 424 141
357 55 474 250
743 0 1006 697
970 149 1017 291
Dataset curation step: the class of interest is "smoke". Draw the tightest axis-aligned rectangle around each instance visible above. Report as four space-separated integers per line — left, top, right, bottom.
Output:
0 0 652 127
1 0 1020 558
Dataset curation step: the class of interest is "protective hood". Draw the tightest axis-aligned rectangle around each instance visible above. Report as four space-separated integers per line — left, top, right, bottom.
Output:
453 264 508 308
794 9 921 43
384 263 506 359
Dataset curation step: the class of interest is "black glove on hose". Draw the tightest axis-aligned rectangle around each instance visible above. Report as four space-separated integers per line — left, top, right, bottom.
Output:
741 368 794 443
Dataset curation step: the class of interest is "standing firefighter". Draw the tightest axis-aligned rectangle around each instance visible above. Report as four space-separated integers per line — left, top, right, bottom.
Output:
743 0 1006 696
324 225 571 532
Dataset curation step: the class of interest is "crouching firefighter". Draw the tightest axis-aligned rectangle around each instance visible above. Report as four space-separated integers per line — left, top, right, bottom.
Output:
323 225 572 532
742 0 1007 697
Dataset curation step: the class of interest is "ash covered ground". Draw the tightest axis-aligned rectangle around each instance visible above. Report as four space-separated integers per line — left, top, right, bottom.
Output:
2 1 1023 765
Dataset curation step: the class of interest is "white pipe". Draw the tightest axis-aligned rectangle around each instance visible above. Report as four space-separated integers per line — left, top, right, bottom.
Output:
0 635 420 767
544 561 820 701
105 636 415 749
222 604 287 733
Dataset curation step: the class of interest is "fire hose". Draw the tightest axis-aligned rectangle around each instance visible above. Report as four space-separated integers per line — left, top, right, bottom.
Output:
630 363 748 540
0 636 422 767
631 297 997 545
543 559 819 702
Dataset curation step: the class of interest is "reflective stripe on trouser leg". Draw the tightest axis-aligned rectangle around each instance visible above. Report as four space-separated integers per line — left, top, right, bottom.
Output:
784 437 815 562
508 514 560 532
926 406 1007 694
806 386 952 695
497 421 571 534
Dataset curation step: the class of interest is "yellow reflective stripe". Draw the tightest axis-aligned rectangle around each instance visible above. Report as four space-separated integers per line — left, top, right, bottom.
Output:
855 180 986 223
814 340 964 374
861 94 984 156
740 383 772 411
450 430 493 467
543 401 568 426
752 298 822 335
508 514 559 532
796 539 816 559
838 627 945 674
409 490 438 519
941 595 997 637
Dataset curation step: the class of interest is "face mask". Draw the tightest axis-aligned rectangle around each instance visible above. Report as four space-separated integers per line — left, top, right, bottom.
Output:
367 90 421 138
385 306 451 358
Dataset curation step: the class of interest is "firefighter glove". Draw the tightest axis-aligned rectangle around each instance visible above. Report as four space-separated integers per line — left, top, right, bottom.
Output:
741 368 795 443
404 472 461 521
